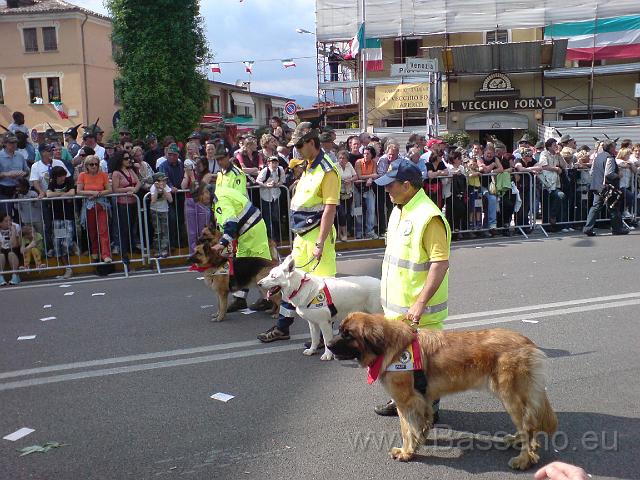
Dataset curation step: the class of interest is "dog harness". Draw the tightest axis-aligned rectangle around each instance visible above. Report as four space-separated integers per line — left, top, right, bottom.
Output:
367 337 427 394
287 275 338 317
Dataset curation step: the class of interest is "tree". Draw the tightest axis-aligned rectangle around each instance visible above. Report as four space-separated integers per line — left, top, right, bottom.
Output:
107 0 209 141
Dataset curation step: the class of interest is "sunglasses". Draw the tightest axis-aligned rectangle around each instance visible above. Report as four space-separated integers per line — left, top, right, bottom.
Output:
123 156 131 160
86 163 98 167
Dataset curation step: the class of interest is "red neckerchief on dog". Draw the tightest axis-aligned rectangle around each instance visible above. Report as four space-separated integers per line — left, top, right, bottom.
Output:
367 336 423 385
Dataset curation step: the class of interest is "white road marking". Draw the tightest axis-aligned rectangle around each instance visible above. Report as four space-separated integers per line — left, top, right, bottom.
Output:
1 294 639 392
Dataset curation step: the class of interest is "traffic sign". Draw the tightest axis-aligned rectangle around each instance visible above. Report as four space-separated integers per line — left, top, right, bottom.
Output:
284 101 297 116
391 58 438 76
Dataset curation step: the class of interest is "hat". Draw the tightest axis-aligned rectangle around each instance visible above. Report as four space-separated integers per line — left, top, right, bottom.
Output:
288 158 305 169
84 123 104 135
267 155 280 163
104 141 116 149
3 133 18 143
560 147 574 158
82 130 96 140
601 139 616 151
64 124 82 138
426 138 444 148
578 144 591 152
167 143 180 154
152 172 167 182
146 133 157 142
559 134 574 144
188 131 201 140
318 132 334 143
521 149 534 157
287 122 319 147
375 159 423 186
213 143 232 158
535 140 544 149
518 134 532 145
118 126 130 135
38 143 52 153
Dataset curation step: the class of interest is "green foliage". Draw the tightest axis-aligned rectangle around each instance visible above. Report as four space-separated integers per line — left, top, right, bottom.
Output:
442 131 470 148
107 0 209 142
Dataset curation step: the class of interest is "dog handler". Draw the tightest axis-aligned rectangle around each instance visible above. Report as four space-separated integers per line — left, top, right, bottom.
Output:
210 185 272 311
258 122 340 342
214 143 247 195
373 159 451 418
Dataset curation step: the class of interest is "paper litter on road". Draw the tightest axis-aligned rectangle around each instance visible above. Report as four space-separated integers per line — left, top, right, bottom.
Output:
91 292 106 296
59 284 71 288
17 335 36 341
210 392 235 402
196 276 205 280
475 246 482 249
43 304 52 309
40 316 56 322
200 305 215 309
3 427 35 442
522 320 539 324
239 308 256 315
63 292 75 296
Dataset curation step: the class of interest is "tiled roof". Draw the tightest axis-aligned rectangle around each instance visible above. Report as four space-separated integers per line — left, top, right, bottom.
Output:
0 0 110 21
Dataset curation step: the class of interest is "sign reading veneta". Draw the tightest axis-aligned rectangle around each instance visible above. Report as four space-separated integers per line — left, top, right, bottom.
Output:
449 97 556 112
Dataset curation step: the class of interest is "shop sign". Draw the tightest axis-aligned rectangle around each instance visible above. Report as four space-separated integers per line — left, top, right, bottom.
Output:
449 97 556 111
375 83 429 110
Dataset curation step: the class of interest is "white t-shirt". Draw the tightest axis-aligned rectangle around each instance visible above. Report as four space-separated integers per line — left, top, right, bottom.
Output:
29 160 70 191
94 144 106 161
155 156 167 169
0 222 21 249
150 184 172 212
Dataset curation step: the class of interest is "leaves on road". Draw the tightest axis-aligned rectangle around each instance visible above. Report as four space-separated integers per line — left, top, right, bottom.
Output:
17 441 68 457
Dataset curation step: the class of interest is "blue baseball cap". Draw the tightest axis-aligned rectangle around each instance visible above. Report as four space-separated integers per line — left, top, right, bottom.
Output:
375 159 423 186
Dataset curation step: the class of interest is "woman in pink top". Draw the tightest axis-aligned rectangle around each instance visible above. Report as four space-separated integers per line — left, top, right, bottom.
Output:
111 150 140 265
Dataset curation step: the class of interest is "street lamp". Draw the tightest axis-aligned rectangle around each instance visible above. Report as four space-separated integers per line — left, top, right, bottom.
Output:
296 28 314 35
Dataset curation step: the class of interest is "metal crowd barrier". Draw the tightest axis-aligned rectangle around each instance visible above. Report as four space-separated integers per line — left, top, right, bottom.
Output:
143 185 293 273
0 192 145 278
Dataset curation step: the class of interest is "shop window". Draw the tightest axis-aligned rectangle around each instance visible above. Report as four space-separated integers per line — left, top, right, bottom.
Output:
394 38 420 64
28 78 43 103
23 27 38 53
47 77 61 102
486 30 510 44
42 27 58 51
210 95 220 113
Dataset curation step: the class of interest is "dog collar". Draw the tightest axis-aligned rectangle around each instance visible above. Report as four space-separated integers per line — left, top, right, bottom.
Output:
287 274 310 301
189 264 211 273
367 336 423 385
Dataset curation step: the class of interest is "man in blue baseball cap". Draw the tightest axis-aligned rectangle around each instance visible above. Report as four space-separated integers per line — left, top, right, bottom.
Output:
373 159 451 421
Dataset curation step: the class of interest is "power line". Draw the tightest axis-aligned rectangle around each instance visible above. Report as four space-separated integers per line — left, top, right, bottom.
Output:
213 55 316 64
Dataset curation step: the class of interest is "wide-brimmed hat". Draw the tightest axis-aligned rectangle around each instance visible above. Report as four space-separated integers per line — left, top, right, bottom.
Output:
287 122 319 147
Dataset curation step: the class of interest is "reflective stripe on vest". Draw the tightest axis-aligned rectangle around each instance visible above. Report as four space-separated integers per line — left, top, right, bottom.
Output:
380 298 448 316
383 253 432 272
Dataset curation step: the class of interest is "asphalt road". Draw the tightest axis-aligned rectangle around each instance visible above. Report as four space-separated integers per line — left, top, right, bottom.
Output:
1 232 639 480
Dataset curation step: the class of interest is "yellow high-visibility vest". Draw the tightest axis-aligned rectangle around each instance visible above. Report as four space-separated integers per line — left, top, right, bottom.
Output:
216 165 247 196
381 188 450 329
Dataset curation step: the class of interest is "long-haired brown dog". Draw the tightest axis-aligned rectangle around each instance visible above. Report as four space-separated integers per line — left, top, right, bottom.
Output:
188 227 281 322
327 312 557 469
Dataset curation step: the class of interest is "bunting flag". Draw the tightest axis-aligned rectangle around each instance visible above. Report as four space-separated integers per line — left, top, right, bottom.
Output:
243 61 254 74
363 38 383 71
210 63 221 73
545 14 640 60
343 23 364 60
51 101 69 120
281 59 296 68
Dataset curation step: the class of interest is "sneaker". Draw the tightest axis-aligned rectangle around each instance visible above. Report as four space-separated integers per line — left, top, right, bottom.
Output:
226 297 247 312
62 268 73 279
249 298 273 311
0 278 7 287
584 230 596 237
561 228 570 233
257 326 290 343
103 257 113 263
365 232 378 239
303 338 325 350
612 229 630 235
9 274 21 285
374 400 398 416
112 246 120 255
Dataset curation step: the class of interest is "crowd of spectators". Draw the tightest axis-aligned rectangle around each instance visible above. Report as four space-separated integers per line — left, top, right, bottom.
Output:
1 109 639 285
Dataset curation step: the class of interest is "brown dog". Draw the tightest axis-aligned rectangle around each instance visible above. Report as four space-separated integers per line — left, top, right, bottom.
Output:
189 228 281 322
327 312 557 469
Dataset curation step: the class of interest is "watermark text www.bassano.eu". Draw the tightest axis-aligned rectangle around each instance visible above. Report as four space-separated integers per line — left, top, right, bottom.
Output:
347 426 618 452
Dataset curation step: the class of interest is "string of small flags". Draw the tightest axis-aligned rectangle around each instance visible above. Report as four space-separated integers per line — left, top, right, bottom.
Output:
209 56 312 75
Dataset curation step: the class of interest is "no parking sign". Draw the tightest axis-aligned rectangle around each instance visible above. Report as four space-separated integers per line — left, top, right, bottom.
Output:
284 101 297 116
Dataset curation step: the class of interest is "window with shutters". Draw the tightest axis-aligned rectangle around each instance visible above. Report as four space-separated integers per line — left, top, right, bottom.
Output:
485 30 510 44
23 27 38 52
28 78 42 103
42 27 58 51
394 38 420 64
47 77 61 102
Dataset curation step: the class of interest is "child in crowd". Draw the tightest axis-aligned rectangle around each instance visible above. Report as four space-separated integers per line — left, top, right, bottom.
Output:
15 178 44 237
0 212 21 285
466 156 483 231
256 156 285 241
150 172 173 257
19 224 45 270
46 165 76 279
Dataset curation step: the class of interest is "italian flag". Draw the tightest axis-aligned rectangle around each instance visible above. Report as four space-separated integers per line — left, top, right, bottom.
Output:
363 38 383 71
343 23 364 60
281 59 296 68
52 101 69 120
210 63 221 73
545 14 640 61
243 61 254 74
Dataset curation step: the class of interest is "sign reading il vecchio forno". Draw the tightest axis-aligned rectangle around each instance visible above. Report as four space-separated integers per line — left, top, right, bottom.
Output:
375 83 429 110
449 97 556 112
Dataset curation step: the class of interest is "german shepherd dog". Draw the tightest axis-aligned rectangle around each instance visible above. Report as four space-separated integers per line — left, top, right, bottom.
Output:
328 312 558 469
189 228 281 322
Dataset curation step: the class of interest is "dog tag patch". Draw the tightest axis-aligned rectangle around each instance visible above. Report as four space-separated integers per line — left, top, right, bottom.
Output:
307 292 326 309
386 347 418 372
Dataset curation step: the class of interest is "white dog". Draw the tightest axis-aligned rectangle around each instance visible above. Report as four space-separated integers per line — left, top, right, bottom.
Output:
258 255 382 360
